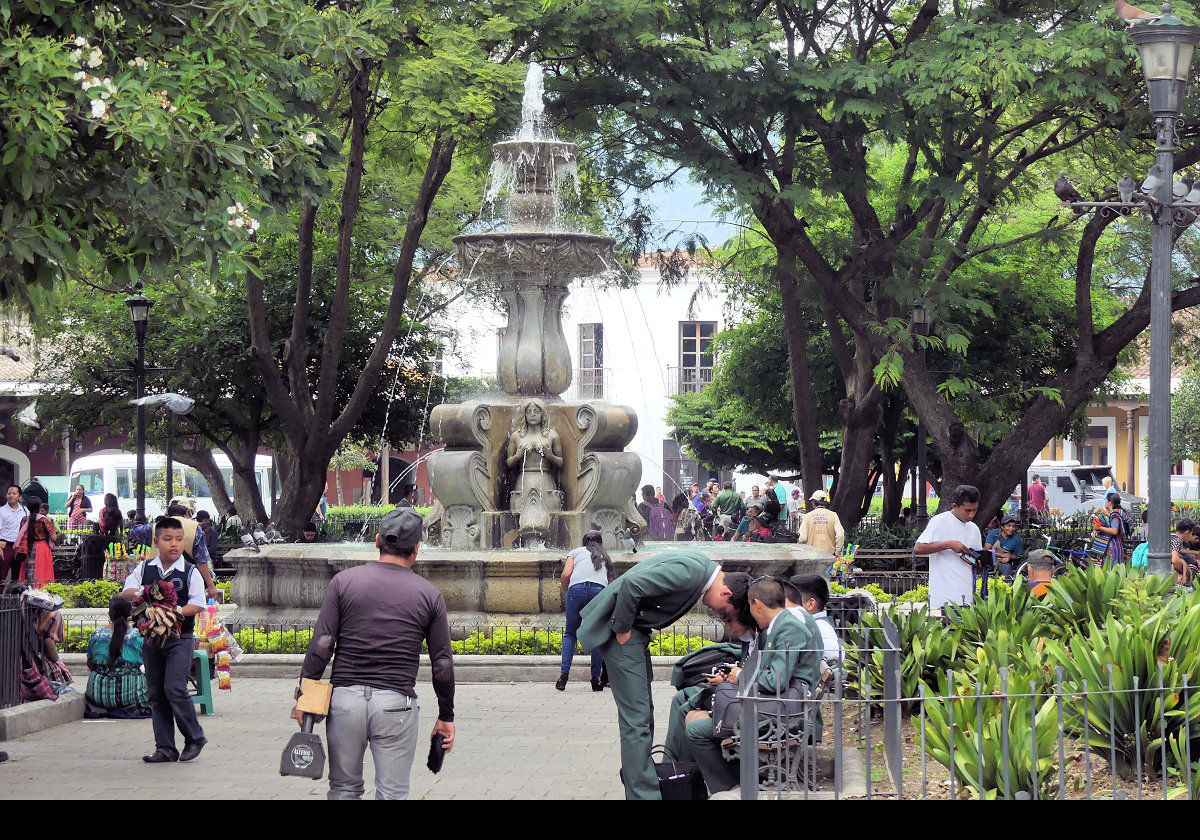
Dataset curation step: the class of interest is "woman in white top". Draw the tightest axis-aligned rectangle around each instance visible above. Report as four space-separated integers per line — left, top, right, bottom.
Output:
557 530 614 692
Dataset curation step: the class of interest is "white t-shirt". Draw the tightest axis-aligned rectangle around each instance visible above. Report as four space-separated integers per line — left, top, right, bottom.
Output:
918 510 982 611
0 502 27 543
567 546 609 588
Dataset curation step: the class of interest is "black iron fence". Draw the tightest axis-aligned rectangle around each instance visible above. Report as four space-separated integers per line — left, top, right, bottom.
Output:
728 618 1200 800
0 595 22 709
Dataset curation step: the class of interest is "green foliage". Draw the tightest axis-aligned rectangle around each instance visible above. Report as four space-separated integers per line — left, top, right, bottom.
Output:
649 634 711 657
896 586 928 604
1172 370 1200 466
42 582 72 600
233 627 313 654
846 607 961 711
860 583 892 603
0 0 367 298
215 581 233 605
451 628 567 656
69 580 120 608
63 626 96 653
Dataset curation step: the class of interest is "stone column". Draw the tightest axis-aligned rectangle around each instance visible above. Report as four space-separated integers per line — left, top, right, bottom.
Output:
1126 407 1138 496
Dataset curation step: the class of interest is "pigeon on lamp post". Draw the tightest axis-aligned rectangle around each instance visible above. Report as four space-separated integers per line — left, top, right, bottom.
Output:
1054 173 1083 205
1142 164 1166 201
129 392 195 415
1174 174 1193 199
1186 181 1200 204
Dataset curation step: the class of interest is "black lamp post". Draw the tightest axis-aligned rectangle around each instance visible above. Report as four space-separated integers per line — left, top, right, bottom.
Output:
1130 8 1200 576
125 284 153 520
913 303 930 532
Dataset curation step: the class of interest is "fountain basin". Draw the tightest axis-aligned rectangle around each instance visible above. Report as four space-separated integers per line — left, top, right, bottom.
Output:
454 230 615 278
225 541 836 624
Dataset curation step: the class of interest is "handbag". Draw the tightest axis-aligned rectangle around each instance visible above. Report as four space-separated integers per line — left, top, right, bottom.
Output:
670 642 742 689
710 680 742 739
649 745 707 800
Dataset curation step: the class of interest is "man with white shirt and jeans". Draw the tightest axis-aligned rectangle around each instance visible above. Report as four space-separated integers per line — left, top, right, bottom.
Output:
0 485 28 582
914 484 983 612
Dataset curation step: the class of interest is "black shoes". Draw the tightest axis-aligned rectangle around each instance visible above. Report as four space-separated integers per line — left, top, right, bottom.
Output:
179 740 205 762
591 676 604 692
143 749 177 763
555 672 569 691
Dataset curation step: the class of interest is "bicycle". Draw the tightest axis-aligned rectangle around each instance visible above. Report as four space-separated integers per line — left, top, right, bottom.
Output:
1012 534 1096 580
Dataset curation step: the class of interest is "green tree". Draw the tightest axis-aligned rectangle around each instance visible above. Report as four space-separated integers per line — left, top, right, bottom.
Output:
550 0 1200 526
329 438 375 506
0 0 362 299
1171 371 1200 466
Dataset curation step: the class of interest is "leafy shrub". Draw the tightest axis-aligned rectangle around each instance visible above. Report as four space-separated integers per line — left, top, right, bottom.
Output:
215 581 234 604
861 583 892 603
896 585 928 604
43 582 73 600
451 628 567 655
846 607 961 710
829 581 848 596
63 626 96 653
649 634 710 656
232 627 314 654
69 580 121 608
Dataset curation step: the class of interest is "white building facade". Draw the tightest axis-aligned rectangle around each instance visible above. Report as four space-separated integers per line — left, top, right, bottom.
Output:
437 266 729 499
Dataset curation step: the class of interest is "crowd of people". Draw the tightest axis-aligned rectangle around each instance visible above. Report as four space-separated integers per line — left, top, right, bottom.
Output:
633 476 844 555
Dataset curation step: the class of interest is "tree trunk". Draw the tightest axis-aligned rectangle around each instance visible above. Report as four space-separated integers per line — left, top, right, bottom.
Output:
171 447 232 517
336 471 345 506
778 259 825 499
271 446 336 536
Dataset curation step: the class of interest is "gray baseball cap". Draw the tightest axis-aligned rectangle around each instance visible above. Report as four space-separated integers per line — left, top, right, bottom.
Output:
379 507 423 554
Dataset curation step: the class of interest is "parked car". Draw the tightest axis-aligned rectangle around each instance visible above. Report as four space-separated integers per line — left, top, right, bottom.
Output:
1020 460 1144 517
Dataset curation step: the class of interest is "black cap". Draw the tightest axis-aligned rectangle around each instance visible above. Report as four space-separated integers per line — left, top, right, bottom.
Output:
379 507 423 554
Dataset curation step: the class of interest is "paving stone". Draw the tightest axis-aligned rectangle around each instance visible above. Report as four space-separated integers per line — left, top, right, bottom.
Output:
1 678 680 799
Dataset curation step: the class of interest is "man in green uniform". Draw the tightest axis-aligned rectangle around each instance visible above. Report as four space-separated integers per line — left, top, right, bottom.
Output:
685 577 822 795
578 548 735 799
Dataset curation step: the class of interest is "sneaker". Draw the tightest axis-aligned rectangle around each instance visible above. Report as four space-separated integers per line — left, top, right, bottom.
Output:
555 672 569 691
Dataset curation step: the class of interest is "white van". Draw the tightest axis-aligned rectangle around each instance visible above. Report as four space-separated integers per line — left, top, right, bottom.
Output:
68 450 274 521
1025 460 1143 516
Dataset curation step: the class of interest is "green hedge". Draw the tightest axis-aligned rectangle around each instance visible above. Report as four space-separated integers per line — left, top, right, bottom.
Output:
41 580 121 608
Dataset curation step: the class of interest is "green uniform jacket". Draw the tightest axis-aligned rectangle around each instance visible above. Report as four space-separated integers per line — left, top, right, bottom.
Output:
577 550 719 652
752 608 821 694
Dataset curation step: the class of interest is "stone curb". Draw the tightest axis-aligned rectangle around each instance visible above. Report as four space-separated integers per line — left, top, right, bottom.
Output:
0 692 85 741
60 653 679 681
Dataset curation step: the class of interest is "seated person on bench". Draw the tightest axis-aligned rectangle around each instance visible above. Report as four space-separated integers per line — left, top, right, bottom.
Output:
663 573 757 763
1171 519 1200 586
786 574 843 662
983 515 1024 580
684 578 821 796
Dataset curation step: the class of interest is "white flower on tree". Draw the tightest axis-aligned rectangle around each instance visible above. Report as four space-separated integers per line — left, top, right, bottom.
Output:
303 131 317 146
86 47 104 68
90 98 108 120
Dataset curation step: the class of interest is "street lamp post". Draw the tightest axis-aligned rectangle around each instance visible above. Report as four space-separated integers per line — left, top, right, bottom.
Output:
125 284 153 520
913 304 930 532
1130 9 1200 577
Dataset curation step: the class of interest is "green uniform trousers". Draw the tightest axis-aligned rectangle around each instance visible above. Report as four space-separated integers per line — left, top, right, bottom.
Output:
600 628 660 799
664 684 707 764
686 715 739 793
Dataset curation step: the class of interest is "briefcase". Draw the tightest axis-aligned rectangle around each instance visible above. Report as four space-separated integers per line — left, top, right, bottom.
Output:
280 713 326 779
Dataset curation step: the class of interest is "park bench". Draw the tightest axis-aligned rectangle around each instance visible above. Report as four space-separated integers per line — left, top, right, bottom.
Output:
718 659 839 793
851 547 916 570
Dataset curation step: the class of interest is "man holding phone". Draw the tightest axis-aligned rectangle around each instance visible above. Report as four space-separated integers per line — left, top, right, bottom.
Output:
914 484 983 611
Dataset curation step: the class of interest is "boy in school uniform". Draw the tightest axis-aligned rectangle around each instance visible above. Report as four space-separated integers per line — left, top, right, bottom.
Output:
121 517 207 763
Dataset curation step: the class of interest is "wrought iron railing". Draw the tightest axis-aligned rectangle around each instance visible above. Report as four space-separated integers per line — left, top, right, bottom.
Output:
0 595 21 709
666 365 713 395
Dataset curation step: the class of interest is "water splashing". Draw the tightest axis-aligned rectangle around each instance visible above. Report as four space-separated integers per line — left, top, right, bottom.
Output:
519 62 545 140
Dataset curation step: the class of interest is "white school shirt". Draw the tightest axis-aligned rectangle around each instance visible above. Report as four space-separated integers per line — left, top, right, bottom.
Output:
918 510 982 611
123 557 206 610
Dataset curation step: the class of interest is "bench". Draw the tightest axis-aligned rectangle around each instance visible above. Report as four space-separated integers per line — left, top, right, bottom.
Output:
851 547 917 570
717 661 839 792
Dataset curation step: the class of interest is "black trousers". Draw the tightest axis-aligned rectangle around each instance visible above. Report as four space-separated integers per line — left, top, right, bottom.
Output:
142 633 205 757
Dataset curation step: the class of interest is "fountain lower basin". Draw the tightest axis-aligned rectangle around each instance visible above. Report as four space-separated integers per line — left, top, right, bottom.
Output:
225 541 835 624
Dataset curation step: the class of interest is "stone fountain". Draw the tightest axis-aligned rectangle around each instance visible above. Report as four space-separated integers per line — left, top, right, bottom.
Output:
422 63 642 551
223 65 834 623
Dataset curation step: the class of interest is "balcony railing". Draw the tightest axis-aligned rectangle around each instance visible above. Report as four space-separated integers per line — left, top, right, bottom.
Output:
667 366 713 396
565 367 609 401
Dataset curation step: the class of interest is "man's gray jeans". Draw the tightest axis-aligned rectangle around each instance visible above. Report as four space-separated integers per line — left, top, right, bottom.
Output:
326 685 421 800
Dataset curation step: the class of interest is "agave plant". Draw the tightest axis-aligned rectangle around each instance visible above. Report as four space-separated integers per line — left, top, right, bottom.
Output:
1039 564 1174 639
945 577 1048 650
844 606 962 711
1041 609 1200 774
923 671 1060 799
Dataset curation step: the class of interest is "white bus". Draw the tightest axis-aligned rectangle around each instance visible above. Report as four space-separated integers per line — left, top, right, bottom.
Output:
68 450 274 521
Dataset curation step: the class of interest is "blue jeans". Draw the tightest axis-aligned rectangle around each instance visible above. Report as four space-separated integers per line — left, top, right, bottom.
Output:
561 582 605 678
